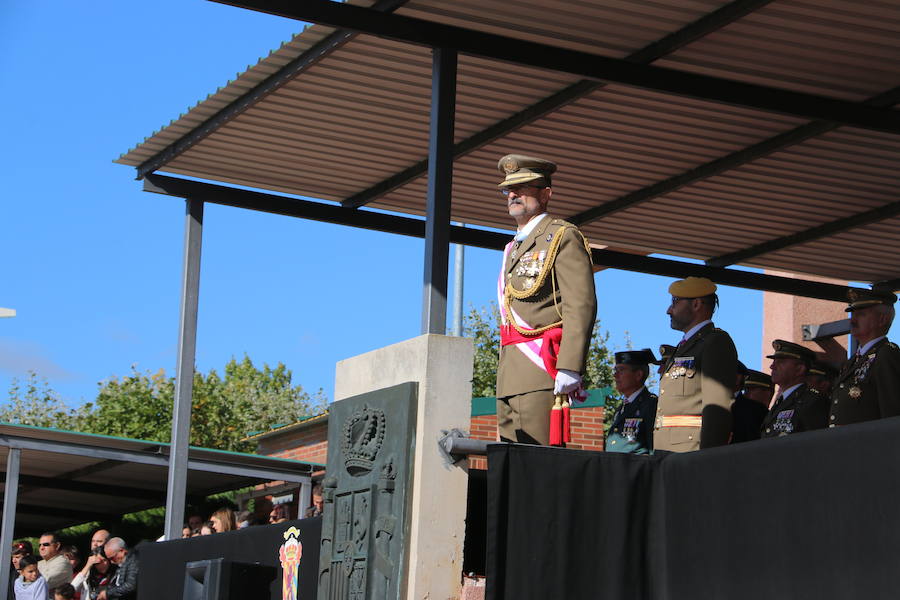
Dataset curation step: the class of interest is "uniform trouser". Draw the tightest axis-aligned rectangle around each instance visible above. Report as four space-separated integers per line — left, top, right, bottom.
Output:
497 389 555 445
652 426 700 452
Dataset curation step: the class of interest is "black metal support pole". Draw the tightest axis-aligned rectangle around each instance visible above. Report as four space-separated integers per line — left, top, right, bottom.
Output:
0 448 21 599
164 198 204 540
421 48 457 334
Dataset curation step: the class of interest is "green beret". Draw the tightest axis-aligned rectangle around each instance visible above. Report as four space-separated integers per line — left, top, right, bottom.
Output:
497 154 557 188
668 277 717 298
744 370 773 389
766 339 815 364
845 288 897 312
614 348 657 366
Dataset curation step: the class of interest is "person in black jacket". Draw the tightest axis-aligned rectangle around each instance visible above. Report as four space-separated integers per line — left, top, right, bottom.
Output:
98 538 137 600
731 369 772 443
606 349 658 454
761 340 829 438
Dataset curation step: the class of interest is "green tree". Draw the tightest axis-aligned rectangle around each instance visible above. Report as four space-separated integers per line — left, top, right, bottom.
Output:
465 303 501 397
0 371 80 429
2 356 327 452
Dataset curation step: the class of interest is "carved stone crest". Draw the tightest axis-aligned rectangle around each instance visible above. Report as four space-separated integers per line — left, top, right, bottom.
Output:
342 404 386 476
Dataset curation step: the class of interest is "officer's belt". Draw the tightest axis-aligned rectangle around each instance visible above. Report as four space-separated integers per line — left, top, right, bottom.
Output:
655 415 702 428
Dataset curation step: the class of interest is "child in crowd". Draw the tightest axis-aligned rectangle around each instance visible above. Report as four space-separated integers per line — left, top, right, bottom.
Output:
14 555 47 600
53 583 76 600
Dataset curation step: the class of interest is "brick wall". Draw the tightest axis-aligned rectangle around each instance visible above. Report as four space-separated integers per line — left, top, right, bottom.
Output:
253 406 607 472
257 421 329 467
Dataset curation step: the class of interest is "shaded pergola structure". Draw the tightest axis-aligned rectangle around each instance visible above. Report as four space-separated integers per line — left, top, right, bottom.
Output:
0 423 318 594
111 0 900 538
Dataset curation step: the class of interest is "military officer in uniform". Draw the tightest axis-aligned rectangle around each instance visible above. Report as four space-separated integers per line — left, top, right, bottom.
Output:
742 369 775 408
807 360 838 396
731 366 771 443
606 349 658 454
829 289 900 427
656 344 676 377
760 340 829 438
495 154 597 445
655 277 737 452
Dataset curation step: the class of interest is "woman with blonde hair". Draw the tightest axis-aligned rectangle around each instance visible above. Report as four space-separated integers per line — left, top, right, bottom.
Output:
209 508 237 533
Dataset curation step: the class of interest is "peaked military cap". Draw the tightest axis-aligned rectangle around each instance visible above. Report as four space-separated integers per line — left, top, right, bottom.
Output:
744 369 773 389
615 348 657 366
497 154 557 188
845 288 897 312
809 360 838 378
658 344 676 364
766 339 815 364
736 360 747 376
668 276 717 298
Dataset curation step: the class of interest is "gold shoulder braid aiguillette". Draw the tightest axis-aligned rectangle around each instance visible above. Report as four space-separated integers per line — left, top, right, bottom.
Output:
503 226 567 336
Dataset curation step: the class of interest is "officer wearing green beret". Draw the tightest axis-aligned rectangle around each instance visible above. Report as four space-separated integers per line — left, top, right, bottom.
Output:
829 289 900 427
495 154 597 445
655 277 737 452
761 340 829 438
731 365 771 443
606 349 659 454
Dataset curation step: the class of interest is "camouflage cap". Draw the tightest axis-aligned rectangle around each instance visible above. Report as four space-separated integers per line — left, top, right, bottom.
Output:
497 154 557 188
845 288 897 312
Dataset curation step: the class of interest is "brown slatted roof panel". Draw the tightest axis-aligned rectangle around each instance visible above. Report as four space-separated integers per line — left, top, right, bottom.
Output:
657 0 900 99
760 217 900 282
399 0 731 56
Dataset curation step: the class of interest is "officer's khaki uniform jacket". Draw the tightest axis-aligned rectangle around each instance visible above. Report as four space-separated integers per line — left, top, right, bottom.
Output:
655 322 736 452
496 216 596 398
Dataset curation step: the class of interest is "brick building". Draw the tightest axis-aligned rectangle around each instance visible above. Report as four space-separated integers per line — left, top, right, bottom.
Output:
249 389 613 471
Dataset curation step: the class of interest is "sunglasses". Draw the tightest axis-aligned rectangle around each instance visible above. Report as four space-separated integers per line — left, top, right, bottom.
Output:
39 543 55 547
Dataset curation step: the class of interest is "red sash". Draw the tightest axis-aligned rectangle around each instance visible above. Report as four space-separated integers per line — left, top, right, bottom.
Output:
500 326 563 379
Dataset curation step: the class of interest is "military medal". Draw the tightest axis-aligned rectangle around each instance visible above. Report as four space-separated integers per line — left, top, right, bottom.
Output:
849 386 862 399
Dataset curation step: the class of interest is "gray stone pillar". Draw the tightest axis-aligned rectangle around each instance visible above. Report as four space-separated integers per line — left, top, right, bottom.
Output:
334 334 474 600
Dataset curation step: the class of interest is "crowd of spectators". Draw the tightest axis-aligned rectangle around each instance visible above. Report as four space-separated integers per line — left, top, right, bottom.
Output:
9 488 322 599
9 529 136 600
179 490 322 538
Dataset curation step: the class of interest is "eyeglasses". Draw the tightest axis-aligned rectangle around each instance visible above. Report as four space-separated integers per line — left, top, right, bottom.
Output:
39 543 55 547
499 185 545 198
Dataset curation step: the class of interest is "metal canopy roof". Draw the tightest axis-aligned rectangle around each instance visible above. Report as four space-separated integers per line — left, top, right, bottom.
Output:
0 423 319 536
117 0 900 287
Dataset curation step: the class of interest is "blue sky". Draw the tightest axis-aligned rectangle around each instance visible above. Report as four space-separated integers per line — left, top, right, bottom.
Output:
0 0 772 408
